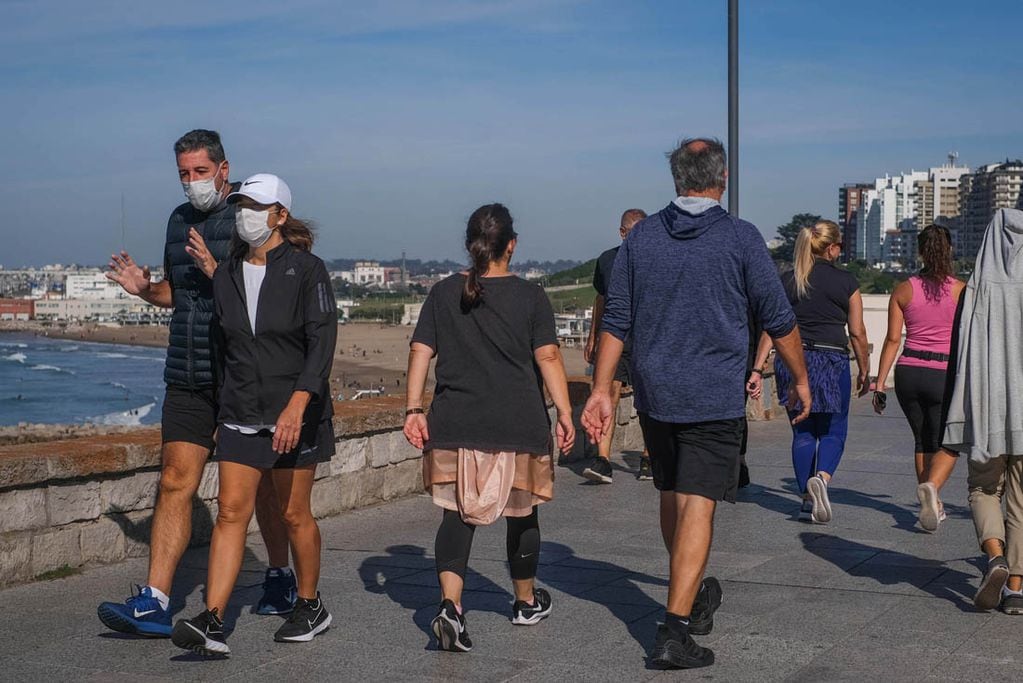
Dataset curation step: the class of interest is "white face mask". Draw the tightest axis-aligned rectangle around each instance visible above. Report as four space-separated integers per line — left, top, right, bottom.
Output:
182 162 226 212
236 207 275 247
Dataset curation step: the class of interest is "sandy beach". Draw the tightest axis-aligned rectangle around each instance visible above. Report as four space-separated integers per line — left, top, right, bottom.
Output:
1 320 589 393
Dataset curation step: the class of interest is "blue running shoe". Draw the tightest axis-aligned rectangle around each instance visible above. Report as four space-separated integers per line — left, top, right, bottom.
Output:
97 585 172 637
256 568 297 615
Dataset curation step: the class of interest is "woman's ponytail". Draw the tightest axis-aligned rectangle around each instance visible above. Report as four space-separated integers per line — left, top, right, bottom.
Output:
792 220 843 300
461 203 516 311
792 227 815 300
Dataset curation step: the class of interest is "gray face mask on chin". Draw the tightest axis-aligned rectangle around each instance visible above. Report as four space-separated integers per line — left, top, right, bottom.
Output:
182 162 226 212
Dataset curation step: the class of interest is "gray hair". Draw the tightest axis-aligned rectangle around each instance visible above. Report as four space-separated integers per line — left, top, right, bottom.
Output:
667 137 727 194
173 129 225 164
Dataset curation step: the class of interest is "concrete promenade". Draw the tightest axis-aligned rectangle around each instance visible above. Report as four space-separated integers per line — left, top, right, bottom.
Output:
2 399 1022 681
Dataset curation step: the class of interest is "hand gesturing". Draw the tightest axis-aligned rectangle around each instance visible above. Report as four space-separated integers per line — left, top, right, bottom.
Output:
185 227 218 279
106 251 151 296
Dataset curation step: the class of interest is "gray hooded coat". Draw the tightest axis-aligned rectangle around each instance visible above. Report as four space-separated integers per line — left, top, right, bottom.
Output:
943 208 1023 462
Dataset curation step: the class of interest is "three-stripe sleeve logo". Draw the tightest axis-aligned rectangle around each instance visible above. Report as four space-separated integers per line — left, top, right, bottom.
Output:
316 282 331 314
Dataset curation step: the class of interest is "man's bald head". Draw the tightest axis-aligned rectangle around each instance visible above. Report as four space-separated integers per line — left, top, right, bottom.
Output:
620 208 647 238
667 137 727 197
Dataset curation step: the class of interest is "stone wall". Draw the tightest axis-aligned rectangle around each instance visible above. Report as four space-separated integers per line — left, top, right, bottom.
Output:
0 372 792 588
0 396 430 587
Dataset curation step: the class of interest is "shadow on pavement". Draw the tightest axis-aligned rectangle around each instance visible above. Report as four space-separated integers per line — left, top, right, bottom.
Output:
357 544 514 648
356 541 668 654
539 541 666 652
799 532 977 612
739 477 926 532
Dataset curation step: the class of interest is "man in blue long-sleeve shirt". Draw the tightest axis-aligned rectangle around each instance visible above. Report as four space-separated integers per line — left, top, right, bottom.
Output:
582 138 811 670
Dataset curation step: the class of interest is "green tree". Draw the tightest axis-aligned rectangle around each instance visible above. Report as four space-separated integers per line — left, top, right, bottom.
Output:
770 213 822 263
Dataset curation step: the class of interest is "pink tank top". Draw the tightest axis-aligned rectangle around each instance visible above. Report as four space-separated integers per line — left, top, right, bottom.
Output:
898 276 957 370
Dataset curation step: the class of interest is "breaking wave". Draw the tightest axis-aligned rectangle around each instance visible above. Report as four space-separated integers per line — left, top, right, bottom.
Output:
88 401 156 426
3 352 27 363
30 364 76 375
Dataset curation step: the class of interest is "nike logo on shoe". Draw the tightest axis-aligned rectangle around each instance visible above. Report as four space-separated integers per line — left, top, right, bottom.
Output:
133 609 157 618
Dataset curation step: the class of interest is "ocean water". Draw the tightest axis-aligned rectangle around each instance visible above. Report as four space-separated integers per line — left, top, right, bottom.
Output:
0 333 166 426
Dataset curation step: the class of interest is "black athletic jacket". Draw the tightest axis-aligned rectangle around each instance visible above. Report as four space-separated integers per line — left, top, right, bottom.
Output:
212 241 337 426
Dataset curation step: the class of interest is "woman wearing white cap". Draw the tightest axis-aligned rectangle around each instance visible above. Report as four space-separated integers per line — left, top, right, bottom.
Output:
172 173 338 656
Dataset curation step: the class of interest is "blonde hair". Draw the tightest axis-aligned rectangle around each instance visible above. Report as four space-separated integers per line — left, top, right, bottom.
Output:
792 220 842 299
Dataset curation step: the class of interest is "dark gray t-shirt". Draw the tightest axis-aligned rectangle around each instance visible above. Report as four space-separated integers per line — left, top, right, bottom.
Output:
412 273 558 453
781 260 859 347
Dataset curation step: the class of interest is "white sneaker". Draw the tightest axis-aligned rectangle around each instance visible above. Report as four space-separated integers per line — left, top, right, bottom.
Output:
917 482 941 532
806 475 832 524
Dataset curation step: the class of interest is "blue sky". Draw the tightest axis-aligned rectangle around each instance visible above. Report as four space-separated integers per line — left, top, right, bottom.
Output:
3 0 1022 267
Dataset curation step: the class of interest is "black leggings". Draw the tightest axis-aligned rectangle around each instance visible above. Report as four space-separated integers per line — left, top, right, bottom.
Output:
435 507 540 581
894 364 947 453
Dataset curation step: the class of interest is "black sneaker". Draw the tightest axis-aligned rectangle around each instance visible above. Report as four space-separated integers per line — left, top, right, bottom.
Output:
1001 592 1023 615
798 499 814 522
171 608 229 656
432 599 472 652
650 622 714 669
738 462 751 489
511 587 553 626
689 577 723 636
274 593 332 642
256 568 297 615
975 556 1010 610
582 457 613 484
637 457 653 481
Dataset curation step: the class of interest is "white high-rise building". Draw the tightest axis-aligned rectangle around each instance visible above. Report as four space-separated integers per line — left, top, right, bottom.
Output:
856 170 928 266
65 272 128 300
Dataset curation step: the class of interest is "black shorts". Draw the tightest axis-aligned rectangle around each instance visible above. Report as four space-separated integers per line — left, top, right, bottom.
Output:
639 414 744 502
894 364 947 453
161 385 217 451
216 419 336 469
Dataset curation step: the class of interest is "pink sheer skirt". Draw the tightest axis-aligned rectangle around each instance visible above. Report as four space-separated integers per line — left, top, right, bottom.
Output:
423 448 554 525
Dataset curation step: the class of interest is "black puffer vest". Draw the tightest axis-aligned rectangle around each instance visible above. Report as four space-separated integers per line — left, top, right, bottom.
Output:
162 183 238 388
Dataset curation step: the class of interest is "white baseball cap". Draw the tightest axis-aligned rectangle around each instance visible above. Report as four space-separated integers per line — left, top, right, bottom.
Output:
227 173 293 212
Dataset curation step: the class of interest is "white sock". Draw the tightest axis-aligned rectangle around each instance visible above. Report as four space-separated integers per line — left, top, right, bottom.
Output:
1003 586 1022 597
147 586 170 611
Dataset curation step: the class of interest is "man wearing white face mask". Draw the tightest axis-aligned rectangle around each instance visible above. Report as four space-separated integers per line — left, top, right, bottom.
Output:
100 130 295 639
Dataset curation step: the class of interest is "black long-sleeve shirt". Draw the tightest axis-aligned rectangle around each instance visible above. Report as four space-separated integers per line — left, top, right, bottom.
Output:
213 241 337 426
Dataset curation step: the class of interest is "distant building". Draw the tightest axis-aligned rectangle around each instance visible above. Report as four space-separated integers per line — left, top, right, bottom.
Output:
353 261 386 287
554 309 593 348
402 302 423 326
34 298 166 323
839 183 873 263
851 162 966 267
65 272 126 300
336 299 357 320
881 229 912 270
959 160 1023 259
0 299 33 321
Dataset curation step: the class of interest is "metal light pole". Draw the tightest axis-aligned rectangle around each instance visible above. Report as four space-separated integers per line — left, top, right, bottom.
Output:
728 0 739 217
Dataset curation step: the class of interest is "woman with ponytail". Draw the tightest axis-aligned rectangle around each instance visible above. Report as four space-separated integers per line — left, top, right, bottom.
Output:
749 220 869 523
874 224 964 532
403 203 575 652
